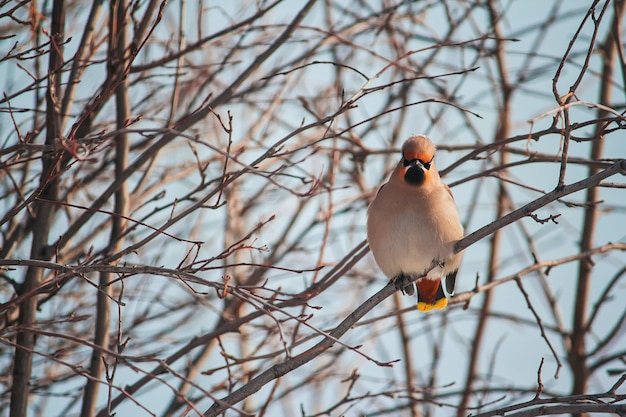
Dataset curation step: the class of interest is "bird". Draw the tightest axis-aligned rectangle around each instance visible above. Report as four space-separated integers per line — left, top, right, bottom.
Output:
367 135 464 312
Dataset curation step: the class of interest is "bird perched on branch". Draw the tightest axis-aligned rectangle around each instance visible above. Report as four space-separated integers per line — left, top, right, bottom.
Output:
367 135 464 312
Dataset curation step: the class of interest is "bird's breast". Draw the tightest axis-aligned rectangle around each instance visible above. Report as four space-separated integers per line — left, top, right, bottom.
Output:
367 188 452 278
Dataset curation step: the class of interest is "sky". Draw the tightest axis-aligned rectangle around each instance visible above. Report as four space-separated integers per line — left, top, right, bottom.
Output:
1 1 625 416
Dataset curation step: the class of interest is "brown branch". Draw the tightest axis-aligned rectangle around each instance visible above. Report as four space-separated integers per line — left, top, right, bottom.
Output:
80 1 131 416
514 278 562 378
452 242 626 306
458 3 512 413
586 265 626 340
202 279 399 416
56 0 317 254
58 0 104 133
393 291 419 417
3 3 626 416
570 0 624 402
9 1 64 416
476 403 626 417
469 375 626 417
36 197 203 245
0 335 157 417
202 157 625 415
454 160 625 254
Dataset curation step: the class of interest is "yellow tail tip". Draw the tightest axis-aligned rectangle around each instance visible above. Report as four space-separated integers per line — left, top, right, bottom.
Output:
417 297 448 312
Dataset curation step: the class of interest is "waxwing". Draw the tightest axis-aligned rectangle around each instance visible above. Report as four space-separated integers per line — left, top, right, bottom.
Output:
367 135 464 312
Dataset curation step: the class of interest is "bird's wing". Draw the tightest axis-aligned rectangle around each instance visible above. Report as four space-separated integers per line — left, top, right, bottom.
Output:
445 268 458 296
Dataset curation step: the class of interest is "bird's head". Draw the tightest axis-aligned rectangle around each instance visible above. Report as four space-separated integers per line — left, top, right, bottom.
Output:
393 135 438 187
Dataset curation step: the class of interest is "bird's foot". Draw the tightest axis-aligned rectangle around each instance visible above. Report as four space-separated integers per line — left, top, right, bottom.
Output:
393 273 415 296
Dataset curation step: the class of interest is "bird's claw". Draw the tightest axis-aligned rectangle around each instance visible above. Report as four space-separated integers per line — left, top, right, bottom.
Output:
394 273 415 296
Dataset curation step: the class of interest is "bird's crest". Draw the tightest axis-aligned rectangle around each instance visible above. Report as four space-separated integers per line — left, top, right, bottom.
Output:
401 135 436 164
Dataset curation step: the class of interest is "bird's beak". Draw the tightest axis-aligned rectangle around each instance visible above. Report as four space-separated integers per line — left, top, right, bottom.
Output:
404 160 427 172
402 159 429 185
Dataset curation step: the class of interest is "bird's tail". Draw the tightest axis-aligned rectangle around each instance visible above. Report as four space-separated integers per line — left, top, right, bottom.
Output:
416 278 448 312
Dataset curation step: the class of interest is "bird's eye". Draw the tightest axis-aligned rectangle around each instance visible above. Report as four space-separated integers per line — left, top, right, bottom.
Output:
421 156 434 170
402 156 433 169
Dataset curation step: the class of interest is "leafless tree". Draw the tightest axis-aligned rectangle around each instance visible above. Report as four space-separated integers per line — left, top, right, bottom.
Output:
1 1 625 417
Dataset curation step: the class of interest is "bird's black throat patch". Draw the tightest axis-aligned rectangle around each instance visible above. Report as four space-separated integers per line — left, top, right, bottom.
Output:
404 165 425 185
